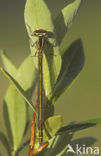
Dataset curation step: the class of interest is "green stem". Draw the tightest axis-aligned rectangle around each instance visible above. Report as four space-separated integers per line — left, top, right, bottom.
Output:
11 150 16 156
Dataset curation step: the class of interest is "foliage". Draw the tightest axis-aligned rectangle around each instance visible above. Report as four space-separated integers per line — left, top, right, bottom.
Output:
0 0 101 156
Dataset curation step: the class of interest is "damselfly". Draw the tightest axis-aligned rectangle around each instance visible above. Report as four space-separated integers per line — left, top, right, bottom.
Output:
26 25 54 155
33 29 50 146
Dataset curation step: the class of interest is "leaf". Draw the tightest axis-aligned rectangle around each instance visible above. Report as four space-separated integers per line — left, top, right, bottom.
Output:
0 50 17 79
50 39 85 103
57 117 101 135
3 85 27 151
44 0 75 20
43 47 62 97
24 0 62 96
24 0 54 31
54 0 82 44
41 131 73 156
0 54 38 151
0 51 37 97
0 51 37 93
80 117 101 127
56 123 96 135
0 130 11 155
0 53 38 151
45 115 63 137
16 55 37 92
40 119 98 156
0 68 37 114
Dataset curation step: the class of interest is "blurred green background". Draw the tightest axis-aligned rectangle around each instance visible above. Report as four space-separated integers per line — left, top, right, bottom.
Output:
0 0 101 155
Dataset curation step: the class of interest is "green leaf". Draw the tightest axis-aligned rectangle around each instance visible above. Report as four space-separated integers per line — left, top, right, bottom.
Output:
57 123 96 135
44 1 75 20
50 39 85 103
24 0 62 96
54 0 82 44
45 115 63 137
16 55 37 91
0 50 17 79
0 130 11 155
24 0 54 31
43 48 61 97
0 68 37 114
56 117 101 135
4 85 27 151
0 54 38 151
41 131 73 156
41 117 98 156
0 51 37 93
80 117 101 127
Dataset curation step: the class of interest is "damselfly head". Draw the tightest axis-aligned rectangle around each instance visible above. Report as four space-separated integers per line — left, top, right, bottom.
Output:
34 29 48 38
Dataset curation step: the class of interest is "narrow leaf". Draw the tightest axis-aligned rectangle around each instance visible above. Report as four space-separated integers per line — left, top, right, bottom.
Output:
57 123 96 135
44 0 75 20
57 117 101 135
24 0 54 32
4 86 27 151
50 39 85 103
0 50 17 78
0 68 37 114
16 55 37 92
0 51 37 98
80 117 101 127
54 0 82 44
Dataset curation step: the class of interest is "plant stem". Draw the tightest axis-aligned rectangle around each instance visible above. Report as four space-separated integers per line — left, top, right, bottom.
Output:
11 150 16 156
